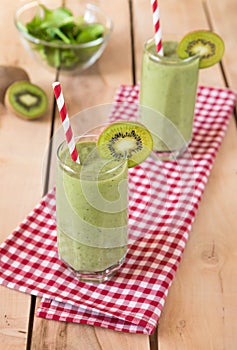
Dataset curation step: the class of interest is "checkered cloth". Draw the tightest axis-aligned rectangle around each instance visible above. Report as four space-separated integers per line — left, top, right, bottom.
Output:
0 85 236 335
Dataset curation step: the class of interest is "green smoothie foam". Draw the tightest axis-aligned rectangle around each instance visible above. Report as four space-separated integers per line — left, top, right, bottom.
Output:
140 40 200 153
56 140 128 273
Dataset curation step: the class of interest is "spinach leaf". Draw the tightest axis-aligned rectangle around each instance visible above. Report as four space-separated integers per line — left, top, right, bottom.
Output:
21 4 105 70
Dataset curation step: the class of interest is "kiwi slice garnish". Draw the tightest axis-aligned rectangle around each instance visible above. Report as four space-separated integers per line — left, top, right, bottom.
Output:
177 30 224 68
4 81 48 120
97 121 153 168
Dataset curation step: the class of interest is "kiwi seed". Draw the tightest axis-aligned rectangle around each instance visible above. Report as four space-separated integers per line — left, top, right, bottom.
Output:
97 121 153 168
4 81 48 120
177 30 225 68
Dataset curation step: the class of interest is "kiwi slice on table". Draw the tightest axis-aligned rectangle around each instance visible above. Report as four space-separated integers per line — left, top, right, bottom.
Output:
177 30 225 68
4 81 48 120
97 121 153 168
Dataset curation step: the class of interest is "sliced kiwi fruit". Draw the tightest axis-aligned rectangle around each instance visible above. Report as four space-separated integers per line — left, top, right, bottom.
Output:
177 30 224 68
97 121 153 168
0 65 30 103
4 81 48 120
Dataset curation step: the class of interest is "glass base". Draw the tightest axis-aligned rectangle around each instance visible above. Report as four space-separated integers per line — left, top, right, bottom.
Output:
61 256 126 283
151 144 189 161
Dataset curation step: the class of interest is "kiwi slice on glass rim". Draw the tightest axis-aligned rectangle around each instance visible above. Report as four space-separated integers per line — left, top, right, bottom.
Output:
97 121 153 168
177 30 224 68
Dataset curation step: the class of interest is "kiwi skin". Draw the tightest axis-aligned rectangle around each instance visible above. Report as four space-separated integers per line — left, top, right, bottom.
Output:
0 65 30 103
177 30 225 69
4 80 48 120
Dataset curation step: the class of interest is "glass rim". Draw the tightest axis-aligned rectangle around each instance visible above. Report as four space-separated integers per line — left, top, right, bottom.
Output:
144 37 200 65
57 134 128 179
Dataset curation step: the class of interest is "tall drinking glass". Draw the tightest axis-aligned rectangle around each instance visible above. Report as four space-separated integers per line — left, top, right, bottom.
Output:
56 129 128 282
140 38 200 159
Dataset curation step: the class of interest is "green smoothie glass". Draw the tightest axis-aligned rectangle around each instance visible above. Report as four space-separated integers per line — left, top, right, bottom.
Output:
139 38 200 159
56 130 128 282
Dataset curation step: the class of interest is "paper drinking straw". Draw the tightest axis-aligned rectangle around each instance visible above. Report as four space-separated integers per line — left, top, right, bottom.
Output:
151 0 163 55
52 82 80 164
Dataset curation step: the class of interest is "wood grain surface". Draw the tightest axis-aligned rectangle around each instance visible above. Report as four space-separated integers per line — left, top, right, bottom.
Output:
0 1 236 349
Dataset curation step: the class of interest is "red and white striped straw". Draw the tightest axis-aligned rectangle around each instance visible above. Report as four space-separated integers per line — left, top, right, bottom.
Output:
52 82 80 164
151 0 163 55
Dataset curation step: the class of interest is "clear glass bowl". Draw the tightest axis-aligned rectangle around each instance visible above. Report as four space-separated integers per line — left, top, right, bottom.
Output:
14 0 113 74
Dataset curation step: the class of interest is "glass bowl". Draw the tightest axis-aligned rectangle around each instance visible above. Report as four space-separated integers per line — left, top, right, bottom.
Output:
14 0 113 74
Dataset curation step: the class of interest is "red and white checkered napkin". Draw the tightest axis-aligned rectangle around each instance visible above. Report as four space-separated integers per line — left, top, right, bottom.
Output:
0 85 236 335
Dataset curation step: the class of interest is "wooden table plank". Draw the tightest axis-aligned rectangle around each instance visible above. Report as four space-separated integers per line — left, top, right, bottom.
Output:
56 0 134 117
131 0 237 349
158 117 237 349
206 0 237 90
0 1 55 349
30 1 151 349
32 316 150 350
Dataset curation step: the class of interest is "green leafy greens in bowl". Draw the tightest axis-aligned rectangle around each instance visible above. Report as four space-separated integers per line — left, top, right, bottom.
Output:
15 1 112 73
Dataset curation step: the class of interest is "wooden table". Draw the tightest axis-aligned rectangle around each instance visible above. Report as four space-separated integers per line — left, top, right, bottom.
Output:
1 1 237 349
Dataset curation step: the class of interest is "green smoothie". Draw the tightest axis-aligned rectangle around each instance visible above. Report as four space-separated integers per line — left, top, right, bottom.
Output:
139 39 200 154
56 139 128 279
